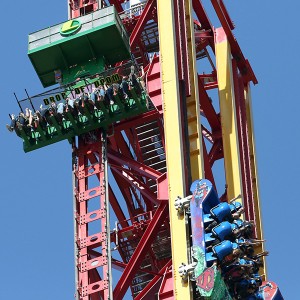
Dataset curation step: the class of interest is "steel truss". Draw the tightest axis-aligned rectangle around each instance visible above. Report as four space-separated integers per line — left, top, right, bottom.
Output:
68 0 264 299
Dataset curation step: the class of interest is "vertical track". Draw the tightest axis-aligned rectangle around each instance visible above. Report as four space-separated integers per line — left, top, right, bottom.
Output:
157 0 193 298
73 132 112 300
102 132 114 300
215 27 243 206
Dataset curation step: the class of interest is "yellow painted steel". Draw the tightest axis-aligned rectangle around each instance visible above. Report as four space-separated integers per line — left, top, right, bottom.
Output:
157 0 192 298
184 0 205 181
216 29 266 277
215 28 243 205
244 85 267 278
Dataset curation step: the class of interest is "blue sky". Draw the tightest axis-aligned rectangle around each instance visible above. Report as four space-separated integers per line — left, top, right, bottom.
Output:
1 1 298 299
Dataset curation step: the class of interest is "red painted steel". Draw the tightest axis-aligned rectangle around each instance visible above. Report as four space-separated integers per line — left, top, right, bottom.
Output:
69 0 100 19
113 202 169 299
63 1 261 298
74 137 111 300
211 0 258 84
232 60 256 228
130 0 156 49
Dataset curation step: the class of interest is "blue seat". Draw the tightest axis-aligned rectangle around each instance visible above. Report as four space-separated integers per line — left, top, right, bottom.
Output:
210 202 231 222
205 251 217 263
204 233 215 243
212 221 233 241
212 241 238 261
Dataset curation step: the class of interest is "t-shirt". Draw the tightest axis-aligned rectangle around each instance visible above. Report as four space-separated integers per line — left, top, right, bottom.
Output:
57 102 64 114
68 99 75 108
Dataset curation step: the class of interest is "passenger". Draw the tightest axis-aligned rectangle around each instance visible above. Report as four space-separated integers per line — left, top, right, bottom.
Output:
47 102 58 125
49 102 57 115
88 89 98 111
106 84 114 105
112 83 120 95
25 108 34 128
98 85 105 101
75 95 85 115
129 66 138 88
18 111 27 128
121 76 129 99
138 66 146 90
33 110 42 128
90 87 98 103
6 114 16 132
65 97 77 117
35 105 48 129
83 92 90 105
56 101 65 123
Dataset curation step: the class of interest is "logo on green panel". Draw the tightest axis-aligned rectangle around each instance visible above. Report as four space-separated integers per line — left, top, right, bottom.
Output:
60 19 82 36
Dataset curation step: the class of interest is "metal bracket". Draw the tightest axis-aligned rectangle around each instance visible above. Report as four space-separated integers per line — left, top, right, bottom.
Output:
174 195 192 214
178 261 198 281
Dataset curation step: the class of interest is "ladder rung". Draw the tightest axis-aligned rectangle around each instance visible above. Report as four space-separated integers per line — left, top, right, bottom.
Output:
137 127 159 136
142 146 165 157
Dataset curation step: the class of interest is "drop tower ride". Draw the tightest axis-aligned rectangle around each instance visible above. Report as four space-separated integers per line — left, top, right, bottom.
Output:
8 0 283 299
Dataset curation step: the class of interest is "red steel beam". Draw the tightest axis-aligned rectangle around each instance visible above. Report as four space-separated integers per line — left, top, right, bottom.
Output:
208 139 223 165
111 169 139 218
113 109 160 132
202 135 216 189
232 60 256 224
130 0 156 49
108 149 162 180
198 75 221 132
110 166 159 205
109 0 123 13
113 202 169 299
112 259 162 276
134 260 172 300
84 151 131 226
192 0 215 51
211 0 258 84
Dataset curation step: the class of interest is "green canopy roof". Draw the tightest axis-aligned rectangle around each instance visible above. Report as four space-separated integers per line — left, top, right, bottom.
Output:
28 6 130 88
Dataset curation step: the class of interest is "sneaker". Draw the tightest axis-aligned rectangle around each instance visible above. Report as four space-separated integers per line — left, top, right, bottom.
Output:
6 124 13 132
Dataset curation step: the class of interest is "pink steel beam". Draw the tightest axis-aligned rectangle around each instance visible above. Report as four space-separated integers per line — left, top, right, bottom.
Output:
81 150 131 226
113 202 169 300
75 138 110 300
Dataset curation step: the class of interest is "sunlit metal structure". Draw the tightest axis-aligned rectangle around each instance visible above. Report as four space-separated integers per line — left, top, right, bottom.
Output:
8 0 284 299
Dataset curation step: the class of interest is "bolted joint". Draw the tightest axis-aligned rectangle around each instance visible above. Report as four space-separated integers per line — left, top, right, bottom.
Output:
174 195 193 214
178 262 198 281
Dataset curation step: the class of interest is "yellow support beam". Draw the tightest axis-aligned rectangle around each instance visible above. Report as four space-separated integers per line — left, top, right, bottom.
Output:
244 85 267 278
157 0 192 298
215 28 266 277
184 0 205 181
215 27 243 204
